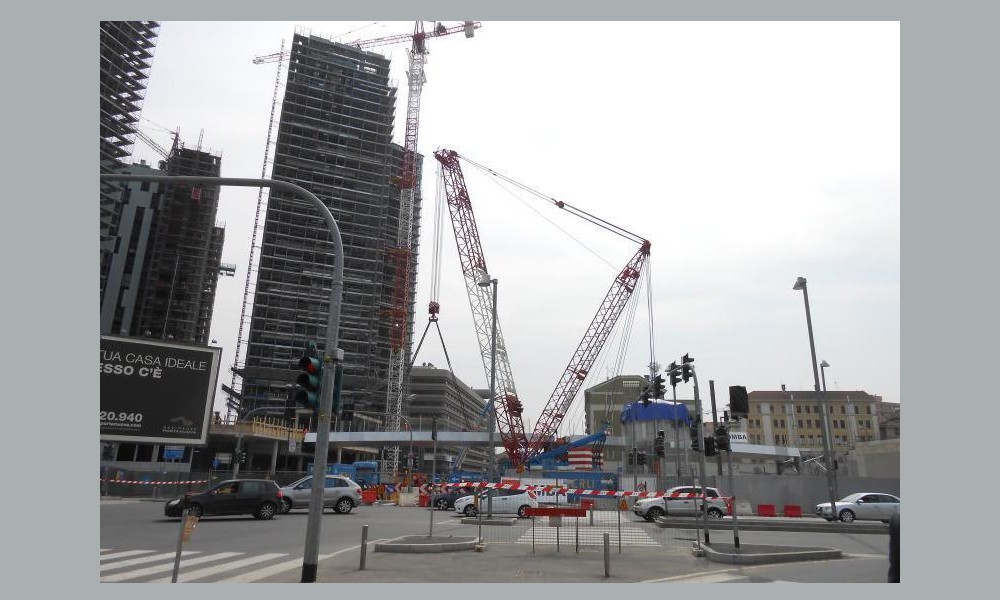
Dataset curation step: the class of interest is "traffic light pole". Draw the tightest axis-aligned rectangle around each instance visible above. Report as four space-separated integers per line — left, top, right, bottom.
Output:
708 381 723 475
691 368 710 547
100 174 346 583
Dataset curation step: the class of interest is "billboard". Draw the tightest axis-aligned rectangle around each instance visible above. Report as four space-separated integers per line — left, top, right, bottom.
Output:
100 335 222 445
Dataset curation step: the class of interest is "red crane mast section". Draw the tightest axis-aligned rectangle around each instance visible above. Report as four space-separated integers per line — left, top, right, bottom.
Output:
434 149 650 470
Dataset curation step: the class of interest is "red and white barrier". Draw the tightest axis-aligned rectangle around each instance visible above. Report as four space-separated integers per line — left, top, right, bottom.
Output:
100 478 211 485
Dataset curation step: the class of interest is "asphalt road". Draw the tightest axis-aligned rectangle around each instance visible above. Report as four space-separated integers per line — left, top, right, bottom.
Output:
100 498 892 583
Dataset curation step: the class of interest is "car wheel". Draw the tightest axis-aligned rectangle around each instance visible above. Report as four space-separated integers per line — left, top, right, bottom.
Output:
436 499 449 510
463 505 478 517
334 498 354 514
255 502 277 520
707 507 724 519
188 503 203 518
839 509 855 523
647 507 664 520
517 505 530 518
280 498 293 514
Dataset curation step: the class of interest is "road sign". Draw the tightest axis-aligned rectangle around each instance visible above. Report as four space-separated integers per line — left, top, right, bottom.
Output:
216 452 231 464
163 445 184 460
729 431 749 444
181 515 199 543
619 499 628 511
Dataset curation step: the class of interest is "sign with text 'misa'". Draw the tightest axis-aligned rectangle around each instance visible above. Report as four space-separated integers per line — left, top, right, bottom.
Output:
100 335 222 445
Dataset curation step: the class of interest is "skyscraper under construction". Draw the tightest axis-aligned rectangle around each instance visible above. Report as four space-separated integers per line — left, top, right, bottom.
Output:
235 32 421 436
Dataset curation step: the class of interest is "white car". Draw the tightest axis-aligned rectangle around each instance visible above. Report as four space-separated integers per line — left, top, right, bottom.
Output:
632 486 728 521
815 492 900 523
454 488 538 518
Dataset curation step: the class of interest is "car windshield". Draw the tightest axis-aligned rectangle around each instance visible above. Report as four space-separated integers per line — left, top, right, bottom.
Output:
840 493 866 502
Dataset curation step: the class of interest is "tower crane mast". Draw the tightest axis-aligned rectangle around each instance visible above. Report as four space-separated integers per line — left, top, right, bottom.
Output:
380 22 480 478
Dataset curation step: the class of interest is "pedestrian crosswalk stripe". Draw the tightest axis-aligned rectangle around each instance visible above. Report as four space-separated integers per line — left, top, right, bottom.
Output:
147 553 288 583
99 550 156 562
213 539 392 583
100 552 243 582
100 551 199 571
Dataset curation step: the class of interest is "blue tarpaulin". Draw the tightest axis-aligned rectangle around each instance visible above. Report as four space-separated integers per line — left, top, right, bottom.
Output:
620 400 691 424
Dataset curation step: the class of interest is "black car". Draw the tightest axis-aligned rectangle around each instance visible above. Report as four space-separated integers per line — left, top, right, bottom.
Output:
164 479 283 520
431 486 477 510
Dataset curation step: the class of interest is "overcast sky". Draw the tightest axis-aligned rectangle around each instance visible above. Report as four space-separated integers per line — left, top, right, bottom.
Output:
130 21 899 436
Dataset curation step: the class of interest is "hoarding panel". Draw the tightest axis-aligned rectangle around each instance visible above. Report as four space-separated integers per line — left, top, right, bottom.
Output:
100 335 221 445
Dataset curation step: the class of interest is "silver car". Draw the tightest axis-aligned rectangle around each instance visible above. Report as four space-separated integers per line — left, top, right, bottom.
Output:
278 475 362 514
632 486 728 521
815 492 899 523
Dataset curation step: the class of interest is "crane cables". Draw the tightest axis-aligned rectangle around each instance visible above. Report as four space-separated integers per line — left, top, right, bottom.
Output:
457 153 647 247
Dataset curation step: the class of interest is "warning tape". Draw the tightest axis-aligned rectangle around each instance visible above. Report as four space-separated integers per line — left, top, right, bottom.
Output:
100 478 211 485
443 481 729 502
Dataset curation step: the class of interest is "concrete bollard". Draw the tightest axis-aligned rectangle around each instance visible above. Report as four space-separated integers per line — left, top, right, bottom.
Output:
359 524 369 570
603 533 610 578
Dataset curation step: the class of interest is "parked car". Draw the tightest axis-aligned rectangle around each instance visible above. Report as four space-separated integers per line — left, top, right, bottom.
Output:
814 492 900 523
632 486 728 521
432 486 477 510
164 479 282 520
454 488 538 518
278 475 362 514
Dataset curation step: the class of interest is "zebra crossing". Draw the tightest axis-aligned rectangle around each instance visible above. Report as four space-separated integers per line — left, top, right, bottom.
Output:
99 548 297 583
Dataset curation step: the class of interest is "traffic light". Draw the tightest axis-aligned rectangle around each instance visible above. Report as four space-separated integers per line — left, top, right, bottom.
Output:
294 341 323 412
637 451 647 466
654 430 666 457
640 385 652 406
729 385 749 414
689 423 700 451
341 403 355 422
628 447 637 466
667 362 680 387
331 363 345 414
703 435 717 457
681 353 693 383
651 374 665 399
715 425 730 452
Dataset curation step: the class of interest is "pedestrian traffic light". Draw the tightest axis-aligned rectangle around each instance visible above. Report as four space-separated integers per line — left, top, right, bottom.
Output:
689 423 700 451
294 341 323 411
715 425 730 452
654 430 666 457
341 403 355 422
651 374 665 399
703 436 717 457
681 353 693 383
637 451 647 466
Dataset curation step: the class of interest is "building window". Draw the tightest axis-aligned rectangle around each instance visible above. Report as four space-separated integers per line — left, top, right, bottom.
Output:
780 419 785 428
805 406 810 414
798 420 803 428
796 405 801 413
867 406 872 414
840 405 846 414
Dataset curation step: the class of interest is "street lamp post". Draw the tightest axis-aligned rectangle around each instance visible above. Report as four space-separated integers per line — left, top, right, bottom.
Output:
792 277 838 517
821 359 849 484
478 274 498 518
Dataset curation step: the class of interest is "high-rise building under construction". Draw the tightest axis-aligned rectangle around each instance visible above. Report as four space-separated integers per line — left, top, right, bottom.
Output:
236 32 421 437
100 21 159 299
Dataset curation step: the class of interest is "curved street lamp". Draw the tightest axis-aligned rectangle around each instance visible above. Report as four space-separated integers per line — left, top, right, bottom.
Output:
792 277 839 516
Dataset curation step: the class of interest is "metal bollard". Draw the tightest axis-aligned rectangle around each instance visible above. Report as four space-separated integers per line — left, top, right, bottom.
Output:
603 533 610 578
359 524 369 570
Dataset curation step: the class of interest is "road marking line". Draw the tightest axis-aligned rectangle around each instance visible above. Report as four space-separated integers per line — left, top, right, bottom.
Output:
214 539 392 583
100 552 243 582
100 551 199 571
147 553 288 583
99 550 156 561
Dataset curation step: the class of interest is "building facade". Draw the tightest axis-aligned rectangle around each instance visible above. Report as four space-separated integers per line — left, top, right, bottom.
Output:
238 32 421 429
743 390 883 451
407 364 490 474
100 21 159 298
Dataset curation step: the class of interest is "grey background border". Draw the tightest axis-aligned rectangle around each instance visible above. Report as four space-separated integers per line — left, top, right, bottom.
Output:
7 0 992 594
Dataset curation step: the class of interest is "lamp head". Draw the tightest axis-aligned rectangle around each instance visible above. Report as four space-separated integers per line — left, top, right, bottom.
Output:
820 360 830 368
793 277 807 290
478 273 495 287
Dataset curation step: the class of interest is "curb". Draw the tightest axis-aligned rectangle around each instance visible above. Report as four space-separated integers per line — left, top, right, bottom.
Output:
701 542 842 565
374 535 480 553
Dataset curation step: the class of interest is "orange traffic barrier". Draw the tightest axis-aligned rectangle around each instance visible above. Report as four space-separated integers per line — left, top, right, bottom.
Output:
757 504 777 517
783 504 802 517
